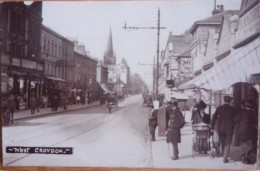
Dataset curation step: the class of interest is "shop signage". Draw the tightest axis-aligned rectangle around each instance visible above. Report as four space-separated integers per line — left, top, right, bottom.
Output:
22 59 37 69
12 58 20 67
1 54 10 65
235 3 260 44
37 64 43 71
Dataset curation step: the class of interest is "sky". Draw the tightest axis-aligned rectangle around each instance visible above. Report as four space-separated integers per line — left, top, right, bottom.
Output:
42 0 242 88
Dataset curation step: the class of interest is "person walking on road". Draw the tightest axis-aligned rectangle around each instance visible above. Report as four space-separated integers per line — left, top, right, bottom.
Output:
148 105 158 142
211 95 236 163
166 101 185 160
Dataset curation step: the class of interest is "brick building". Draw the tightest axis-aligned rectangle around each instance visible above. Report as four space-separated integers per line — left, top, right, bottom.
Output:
0 2 43 109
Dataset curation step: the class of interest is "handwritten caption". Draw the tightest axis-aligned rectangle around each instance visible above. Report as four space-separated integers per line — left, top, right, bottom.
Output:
6 146 73 155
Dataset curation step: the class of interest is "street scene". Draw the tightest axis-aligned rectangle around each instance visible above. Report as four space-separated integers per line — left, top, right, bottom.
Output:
1 0 260 170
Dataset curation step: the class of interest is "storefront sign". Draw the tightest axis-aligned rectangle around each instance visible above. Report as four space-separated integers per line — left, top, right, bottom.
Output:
37 64 43 71
236 3 260 44
12 58 20 67
1 54 10 65
22 59 37 69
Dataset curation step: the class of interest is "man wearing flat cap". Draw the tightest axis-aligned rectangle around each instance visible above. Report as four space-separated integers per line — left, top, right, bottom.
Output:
211 95 236 163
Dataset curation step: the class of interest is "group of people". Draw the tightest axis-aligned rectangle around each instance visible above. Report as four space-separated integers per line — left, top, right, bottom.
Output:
148 95 257 164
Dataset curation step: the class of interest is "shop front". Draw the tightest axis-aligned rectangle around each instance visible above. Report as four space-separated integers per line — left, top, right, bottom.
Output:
179 35 260 167
2 57 44 110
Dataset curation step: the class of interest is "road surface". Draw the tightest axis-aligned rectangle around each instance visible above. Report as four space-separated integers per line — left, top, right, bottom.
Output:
2 95 152 168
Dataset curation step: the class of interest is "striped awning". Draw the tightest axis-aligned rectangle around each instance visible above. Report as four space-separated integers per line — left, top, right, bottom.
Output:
179 36 260 91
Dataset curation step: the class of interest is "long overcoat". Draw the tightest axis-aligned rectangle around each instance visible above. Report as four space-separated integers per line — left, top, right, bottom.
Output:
211 104 236 134
166 107 184 143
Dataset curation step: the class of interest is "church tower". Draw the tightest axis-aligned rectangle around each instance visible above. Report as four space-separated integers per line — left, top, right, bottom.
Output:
104 27 116 66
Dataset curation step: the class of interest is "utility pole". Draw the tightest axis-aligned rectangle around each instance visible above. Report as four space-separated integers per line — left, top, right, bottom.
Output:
153 56 155 98
123 9 166 100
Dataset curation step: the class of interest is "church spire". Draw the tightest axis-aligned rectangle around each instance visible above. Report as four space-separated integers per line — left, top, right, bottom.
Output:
107 26 113 52
103 26 116 66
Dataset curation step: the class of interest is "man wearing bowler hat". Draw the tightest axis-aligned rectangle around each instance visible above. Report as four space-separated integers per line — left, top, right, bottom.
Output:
211 95 236 163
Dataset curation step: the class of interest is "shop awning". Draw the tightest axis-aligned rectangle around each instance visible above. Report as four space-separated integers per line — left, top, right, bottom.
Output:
179 36 260 91
46 76 66 82
170 91 189 100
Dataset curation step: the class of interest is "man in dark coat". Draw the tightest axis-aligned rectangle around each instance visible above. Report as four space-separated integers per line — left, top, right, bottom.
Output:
149 105 158 142
211 95 236 163
166 101 185 160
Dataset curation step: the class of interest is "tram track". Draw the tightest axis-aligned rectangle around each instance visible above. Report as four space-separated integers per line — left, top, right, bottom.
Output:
3 114 104 146
4 112 121 166
3 105 109 142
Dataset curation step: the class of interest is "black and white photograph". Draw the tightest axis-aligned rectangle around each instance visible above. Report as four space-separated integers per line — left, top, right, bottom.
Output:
0 0 260 170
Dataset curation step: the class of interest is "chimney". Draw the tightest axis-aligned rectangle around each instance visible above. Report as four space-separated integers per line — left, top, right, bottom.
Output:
217 5 224 12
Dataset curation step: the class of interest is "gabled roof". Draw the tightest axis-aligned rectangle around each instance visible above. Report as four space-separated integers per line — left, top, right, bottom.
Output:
189 10 239 34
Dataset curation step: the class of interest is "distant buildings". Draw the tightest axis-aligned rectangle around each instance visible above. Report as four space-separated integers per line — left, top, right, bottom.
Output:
103 27 131 97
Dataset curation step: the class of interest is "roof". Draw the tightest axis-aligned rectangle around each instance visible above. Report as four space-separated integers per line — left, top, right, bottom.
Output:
189 10 239 33
178 49 191 58
42 24 74 45
167 33 191 55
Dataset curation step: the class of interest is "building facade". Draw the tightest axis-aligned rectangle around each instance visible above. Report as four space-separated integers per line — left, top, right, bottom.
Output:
179 0 260 167
0 2 43 109
159 32 191 100
97 60 108 84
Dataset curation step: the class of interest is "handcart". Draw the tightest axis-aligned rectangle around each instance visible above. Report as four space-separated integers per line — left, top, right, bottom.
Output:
192 123 212 158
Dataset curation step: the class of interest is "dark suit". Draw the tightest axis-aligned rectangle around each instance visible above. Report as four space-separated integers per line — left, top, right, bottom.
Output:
166 107 184 157
149 109 158 141
211 104 236 159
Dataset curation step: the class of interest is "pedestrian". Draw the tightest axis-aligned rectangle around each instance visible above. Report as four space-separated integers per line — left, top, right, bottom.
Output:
211 95 236 163
36 96 41 112
192 100 210 154
148 105 158 142
234 100 257 164
191 99 199 125
76 95 81 105
166 101 185 160
29 95 37 115
7 94 15 123
193 100 210 125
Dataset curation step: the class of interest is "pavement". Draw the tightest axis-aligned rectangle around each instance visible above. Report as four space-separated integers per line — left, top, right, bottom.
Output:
12 101 100 121
150 110 256 170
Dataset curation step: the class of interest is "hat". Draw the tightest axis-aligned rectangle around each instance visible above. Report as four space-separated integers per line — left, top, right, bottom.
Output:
172 102 178 107
197 100 207 109
224 95 233 102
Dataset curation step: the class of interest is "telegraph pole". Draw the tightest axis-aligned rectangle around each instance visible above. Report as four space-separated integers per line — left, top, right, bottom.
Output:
123 9 166 100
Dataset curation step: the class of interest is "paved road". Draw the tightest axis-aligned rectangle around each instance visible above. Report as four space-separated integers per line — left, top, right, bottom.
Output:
2 95 152 168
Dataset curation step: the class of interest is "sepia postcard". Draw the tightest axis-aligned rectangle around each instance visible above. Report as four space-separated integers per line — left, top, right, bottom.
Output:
1 0 260 170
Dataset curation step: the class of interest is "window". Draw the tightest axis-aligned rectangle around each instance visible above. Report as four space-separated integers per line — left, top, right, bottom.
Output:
51 43 54 56
47 41 50 55
43 39 46 53
55 44 57 57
